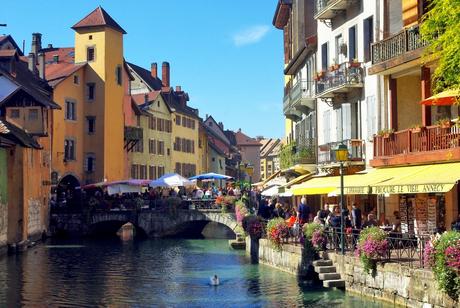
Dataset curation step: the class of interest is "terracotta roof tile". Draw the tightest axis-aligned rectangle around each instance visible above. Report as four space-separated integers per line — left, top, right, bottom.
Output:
131 91 161 105
235 131 261 146
72 6 126 34
43 47 75 63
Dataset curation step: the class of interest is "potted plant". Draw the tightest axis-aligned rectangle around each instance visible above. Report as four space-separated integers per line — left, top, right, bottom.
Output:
355 227 388 274
377 128 394 138
242 215 264 240
349 59 361 68
436 117 452 128
409 124 424 133
235 200 249 227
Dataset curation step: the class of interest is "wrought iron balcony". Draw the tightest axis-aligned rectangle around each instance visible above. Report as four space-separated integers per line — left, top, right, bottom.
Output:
372 124 460 167
318 139 365 165
371 24 428 66
314 0 350 20
315 62 364 99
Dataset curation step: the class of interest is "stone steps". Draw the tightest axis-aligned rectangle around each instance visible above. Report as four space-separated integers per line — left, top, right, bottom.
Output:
318 272 341 280
314 259 346 289
314 265 336 273
323 279 345 288
313 259 332 267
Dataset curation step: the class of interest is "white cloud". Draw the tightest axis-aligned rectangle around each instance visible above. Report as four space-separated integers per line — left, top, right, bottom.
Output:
232 25 270 47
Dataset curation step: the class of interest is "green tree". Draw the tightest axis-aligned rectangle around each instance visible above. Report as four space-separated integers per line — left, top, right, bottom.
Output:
420 0 460 93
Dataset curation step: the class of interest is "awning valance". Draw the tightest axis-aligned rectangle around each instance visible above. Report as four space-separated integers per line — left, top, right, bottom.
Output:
291 162 460 196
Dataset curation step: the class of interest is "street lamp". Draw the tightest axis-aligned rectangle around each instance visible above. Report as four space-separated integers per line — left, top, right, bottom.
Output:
335 143 349 255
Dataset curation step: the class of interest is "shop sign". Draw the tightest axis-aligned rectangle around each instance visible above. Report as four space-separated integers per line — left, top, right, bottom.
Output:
372 184 448 194
344 186 370 194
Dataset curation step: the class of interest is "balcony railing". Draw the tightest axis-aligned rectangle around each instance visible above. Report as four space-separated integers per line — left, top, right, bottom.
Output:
291 79 315 111
315 62 364 98
318 139 365 165
373 124 460 159
314 0 349 20
371 24 428 65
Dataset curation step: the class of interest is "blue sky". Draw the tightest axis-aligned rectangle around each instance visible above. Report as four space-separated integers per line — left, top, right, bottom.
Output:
1 0 284 138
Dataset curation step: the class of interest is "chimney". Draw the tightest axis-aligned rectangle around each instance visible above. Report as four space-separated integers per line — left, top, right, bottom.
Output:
53 55 59 63
31 33 42 60
27 52 36 73
151 62 157 78
38 52 45 80
47 43 53 49
144 94 149 103
162 61 170 88
218 122 223 130
175 85 182 92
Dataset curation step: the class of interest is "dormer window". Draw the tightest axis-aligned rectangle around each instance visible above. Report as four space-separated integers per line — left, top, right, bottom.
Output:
28 109 39 120
9 109 20 119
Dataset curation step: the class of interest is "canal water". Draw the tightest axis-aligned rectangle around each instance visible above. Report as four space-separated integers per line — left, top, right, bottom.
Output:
0 238 391 307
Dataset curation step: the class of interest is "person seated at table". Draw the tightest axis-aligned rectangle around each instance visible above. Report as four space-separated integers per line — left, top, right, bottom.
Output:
452 214 460 231
286 214 297 228
313 210 323 225
204 187 213 198
362 214 378 228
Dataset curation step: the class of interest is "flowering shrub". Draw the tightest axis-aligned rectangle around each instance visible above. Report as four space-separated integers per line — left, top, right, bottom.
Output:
235 200 249 227
266 218 289 251
426 231 460 300
355 227 388 274
242 215 264 239
311 229 327 251
303 222 323 240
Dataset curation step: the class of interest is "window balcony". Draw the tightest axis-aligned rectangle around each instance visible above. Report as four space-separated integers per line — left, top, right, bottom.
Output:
315 62 364 99
283 81 302 122
124 126 143 152
314 0 351 20
290 80 315 114
369 24 428 75
318 139 365 165
371 124 460 167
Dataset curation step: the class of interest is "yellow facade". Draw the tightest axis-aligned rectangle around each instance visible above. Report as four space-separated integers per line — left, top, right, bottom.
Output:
51 67 86 182
72 26 124 182
171 112 200 177
131 95 173 179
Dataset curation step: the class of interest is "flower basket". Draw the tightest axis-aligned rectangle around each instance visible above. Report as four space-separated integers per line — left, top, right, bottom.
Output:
266 218 289 251
349 61 361 68
235 200 249 227
410 126 424 133
355 227 388 274
243 215 264 240
424 231 460 300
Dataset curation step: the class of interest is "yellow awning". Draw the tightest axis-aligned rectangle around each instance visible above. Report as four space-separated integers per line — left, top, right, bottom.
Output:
291 176 340 195
279 173 312 194
370 162 460 194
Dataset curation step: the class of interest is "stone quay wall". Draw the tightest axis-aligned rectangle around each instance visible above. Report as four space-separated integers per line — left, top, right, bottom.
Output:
327 252 458 308
246 239 458 307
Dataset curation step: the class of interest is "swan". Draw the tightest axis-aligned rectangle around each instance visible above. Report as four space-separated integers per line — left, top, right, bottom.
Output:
210 274 220 286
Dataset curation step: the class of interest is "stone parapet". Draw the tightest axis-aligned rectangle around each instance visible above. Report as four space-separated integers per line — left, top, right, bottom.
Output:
327 252 458 308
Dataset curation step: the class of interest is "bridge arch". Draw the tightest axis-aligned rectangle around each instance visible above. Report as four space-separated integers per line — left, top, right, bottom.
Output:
89 212 147 237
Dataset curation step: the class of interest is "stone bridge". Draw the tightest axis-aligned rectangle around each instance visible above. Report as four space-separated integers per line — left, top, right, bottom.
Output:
52 209 239 238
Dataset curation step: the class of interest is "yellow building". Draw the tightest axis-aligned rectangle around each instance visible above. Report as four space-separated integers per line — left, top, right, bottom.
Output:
44 7 127 188
259 138 282 181
131 91 173 179
198 122 209 174
127 61 202 177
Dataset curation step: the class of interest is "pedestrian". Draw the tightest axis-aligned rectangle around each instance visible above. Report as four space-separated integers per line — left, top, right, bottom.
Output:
297 197 311 225
319 203 330 224
351 203 362 229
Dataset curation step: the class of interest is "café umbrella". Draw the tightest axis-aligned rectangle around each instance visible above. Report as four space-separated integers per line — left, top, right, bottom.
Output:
189 173 233 181
149 173 194 188
420 89 460 106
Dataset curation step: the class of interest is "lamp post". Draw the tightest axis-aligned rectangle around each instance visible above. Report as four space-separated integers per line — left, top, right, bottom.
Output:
334 143 349 255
